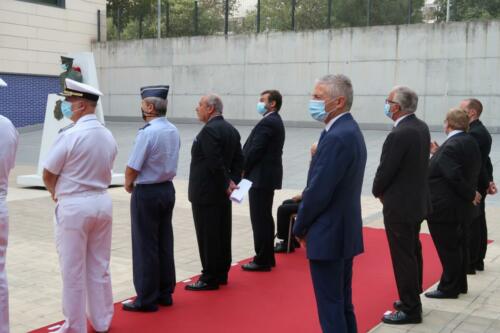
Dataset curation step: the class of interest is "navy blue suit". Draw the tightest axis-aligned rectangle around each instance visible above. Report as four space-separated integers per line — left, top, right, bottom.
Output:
294 113 367 333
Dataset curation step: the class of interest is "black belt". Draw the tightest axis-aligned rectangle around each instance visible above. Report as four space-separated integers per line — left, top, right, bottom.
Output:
135 180 172 188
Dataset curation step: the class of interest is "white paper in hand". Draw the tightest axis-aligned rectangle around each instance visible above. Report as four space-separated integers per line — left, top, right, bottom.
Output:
230 179 253 204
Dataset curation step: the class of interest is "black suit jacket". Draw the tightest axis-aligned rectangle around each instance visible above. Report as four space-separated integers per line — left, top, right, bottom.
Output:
242 112 285 190
372 114 432 223
427 132 481 223
469 119 493 195
188 116 243 204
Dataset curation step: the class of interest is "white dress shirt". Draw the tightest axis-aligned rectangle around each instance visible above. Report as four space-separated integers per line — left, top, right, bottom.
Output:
0 115 18 199
394 114 412 127
43 114 118 198
325 112 349 132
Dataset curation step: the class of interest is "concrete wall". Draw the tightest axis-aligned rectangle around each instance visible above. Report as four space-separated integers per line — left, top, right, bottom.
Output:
93 21 500 130
0 0 106 76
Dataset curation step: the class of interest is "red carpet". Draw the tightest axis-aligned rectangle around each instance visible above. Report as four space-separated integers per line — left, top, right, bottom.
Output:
31 227 442 333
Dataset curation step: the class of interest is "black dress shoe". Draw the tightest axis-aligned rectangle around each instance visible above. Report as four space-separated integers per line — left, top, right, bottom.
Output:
475 261 485 271
382 311 422 325
185 280 219 291
122 302 158 312
393 300 403 311
292 238 301 248
274 242 292 253
241 261 271 272
157 296 173 306
424 290 458 299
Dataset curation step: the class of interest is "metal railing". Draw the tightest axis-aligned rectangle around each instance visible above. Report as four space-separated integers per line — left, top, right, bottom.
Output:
104 0 499 41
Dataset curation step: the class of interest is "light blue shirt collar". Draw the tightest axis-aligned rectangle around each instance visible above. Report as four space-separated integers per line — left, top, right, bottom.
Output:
148 117 165 124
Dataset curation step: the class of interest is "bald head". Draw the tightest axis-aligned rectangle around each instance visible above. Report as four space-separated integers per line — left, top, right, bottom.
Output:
460 98 483 123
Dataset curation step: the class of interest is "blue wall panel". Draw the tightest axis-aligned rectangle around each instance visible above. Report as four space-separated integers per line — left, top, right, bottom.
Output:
0 73 60 128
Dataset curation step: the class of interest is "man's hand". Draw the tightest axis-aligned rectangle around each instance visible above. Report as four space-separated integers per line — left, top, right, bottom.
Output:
226 180 239 196
430 141 440 155
125 166 139 194
125 182 134 194
42 169 59 203
473 191 482 206
377 195 384 204
488 181 497 195
295 236 306 248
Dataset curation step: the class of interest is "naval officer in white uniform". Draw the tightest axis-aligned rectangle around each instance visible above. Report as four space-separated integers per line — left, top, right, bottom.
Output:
0 77 19 333
43 79 118 333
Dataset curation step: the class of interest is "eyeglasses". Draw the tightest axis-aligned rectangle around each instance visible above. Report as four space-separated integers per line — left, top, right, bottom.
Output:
385 99 399 105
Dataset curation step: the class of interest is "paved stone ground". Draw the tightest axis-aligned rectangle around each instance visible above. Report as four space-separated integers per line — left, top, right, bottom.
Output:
5 121 500 332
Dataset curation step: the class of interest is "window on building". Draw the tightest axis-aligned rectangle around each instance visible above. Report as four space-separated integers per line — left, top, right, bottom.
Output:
18 0 65 8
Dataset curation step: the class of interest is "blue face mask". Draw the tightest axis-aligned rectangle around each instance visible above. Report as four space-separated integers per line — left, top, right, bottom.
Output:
61 64 69 72
61 101 73 119
257 102 267 115
309 100 327 122
384 103 393 120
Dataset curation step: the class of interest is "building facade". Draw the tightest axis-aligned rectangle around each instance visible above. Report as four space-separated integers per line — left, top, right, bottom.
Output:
0 0 106 127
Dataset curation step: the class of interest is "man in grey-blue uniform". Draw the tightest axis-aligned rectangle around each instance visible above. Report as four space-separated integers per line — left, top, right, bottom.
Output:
123 85 180 312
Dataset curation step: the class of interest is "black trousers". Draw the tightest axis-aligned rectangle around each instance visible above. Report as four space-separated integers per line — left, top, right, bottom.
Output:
384 221 423 315
131 181 176 307
249 187 275 267
428 222 466 295
276 199 300 241
470 199 488 267
192 200 232 286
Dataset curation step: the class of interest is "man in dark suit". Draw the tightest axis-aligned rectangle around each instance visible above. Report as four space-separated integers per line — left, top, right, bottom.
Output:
459 98 497 273
186 94 243 291
426 108 481 299
294 74 367 333
275 143 318 253
373 86 431 324
242 90 285 271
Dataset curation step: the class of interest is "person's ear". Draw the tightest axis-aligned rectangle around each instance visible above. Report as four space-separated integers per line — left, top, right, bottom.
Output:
337 96 346 110
75 101 85 112
393 103 401 113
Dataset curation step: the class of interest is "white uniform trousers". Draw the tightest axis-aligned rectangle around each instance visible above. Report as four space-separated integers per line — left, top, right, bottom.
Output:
55 192 114 333
0 199 9 333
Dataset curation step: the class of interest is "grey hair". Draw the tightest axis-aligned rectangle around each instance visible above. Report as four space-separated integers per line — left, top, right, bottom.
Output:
205 94 223 114
391 86 418 114
316 74 354 111
144 96 167 115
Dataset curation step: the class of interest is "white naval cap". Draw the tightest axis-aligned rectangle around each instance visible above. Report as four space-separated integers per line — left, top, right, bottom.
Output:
59 78 103 101
0 78 6 87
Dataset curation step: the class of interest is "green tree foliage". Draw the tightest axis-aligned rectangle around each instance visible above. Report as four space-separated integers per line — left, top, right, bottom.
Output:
107 0 238 39
434 0 500 22
236 0 424 33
